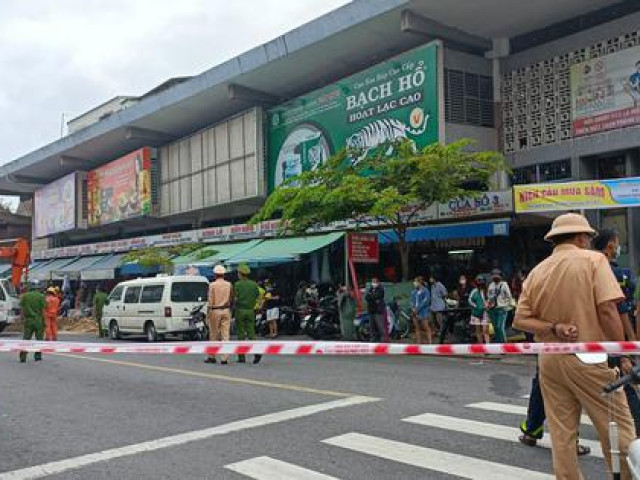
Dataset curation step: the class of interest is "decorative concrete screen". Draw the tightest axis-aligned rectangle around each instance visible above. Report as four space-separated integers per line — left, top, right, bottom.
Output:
502 29 640 153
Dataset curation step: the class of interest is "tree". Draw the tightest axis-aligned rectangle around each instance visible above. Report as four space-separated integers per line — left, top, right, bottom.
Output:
251 139 507 280
122 244 218 273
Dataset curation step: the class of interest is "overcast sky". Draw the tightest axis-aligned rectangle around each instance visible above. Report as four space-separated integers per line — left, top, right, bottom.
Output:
0 0 351 166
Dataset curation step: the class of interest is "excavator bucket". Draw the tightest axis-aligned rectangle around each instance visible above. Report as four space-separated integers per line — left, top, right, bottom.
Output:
11 238 30 288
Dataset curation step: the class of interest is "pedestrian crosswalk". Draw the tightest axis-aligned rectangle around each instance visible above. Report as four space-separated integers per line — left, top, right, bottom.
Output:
226 456 339 480
402 412 603 458
224 397 603 479
322 433 554 480
467 401 594 425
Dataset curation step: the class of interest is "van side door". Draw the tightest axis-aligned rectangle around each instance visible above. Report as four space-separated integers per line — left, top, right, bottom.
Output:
138 285 166 333
122 286 142 332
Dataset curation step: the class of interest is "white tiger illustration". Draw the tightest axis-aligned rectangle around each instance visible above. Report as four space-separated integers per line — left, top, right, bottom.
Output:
346 114 430 163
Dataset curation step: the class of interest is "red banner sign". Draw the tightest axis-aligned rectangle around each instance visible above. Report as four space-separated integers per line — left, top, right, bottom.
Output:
347 233 379 264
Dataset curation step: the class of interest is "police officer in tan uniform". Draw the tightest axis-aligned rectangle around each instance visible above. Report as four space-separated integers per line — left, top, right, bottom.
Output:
514 213 636 480
204 265 233 365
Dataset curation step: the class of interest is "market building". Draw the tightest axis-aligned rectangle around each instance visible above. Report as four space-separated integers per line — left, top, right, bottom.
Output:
0 0 639 295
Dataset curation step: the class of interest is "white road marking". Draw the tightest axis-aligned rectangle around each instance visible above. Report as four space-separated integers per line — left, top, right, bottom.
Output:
323 433 554 480
467 401 593 425
402 413 603 458
226 456 340 480
0 396 378 480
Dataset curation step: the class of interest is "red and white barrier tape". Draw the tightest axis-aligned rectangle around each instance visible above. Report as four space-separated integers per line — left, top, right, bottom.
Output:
1 339 639 356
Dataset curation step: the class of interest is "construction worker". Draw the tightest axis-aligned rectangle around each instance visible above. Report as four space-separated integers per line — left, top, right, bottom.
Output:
204 265 233 365
44 287 60 341
19 283 46 363
234 264 261 364
93 286 109 338
514 213 635 479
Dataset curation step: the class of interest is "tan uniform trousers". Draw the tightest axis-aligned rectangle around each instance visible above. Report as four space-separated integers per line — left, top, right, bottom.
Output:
539 354 636 480
209 309 231 362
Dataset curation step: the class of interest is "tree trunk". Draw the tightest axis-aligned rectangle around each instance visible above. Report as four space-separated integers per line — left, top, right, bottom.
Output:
398 237 411 281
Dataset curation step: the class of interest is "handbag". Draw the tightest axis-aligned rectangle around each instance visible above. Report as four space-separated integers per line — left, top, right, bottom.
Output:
487 320 495 336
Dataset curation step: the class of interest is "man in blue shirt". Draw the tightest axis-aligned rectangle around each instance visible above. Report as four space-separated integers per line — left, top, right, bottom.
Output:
411 276 431 344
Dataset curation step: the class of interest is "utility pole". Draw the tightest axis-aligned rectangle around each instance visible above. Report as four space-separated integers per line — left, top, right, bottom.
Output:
60 113 66 138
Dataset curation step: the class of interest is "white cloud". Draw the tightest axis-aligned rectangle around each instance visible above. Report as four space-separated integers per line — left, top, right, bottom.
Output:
0 0 351 164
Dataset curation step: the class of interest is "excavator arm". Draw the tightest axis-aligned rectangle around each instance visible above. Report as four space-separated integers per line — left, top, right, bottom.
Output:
0 238 30 288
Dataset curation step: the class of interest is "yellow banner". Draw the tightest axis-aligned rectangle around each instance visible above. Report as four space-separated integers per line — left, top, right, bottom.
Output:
514 181 623 213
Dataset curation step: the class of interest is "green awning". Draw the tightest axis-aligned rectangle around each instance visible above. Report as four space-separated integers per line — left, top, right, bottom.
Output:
225 232 344 266
174 240 263 266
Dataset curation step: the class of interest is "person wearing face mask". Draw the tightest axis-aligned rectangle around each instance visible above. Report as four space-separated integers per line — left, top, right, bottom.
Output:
456 274 470 308
593 229 640 437
410 276 431 344
594 230 637 342
365 277 388 343
428 274 448 341
487 269 513 344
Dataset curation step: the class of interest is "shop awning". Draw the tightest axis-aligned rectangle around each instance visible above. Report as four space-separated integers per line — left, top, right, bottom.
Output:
30 258 79 281
80 254 126 281
225 232 344 266
174 240 262 266
173 240 263 276
379 220 510 244
51 255 108 280
28 259 54 273
119 261 162 277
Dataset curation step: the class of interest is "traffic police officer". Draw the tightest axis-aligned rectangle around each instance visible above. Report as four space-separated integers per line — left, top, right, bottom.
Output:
234 263 261 364
204 265 233 365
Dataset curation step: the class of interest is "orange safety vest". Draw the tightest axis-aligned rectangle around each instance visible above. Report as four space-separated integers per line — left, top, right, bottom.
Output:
45 295 60 317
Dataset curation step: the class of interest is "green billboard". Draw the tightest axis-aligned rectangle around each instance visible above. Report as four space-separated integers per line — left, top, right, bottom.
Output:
267 42 441 192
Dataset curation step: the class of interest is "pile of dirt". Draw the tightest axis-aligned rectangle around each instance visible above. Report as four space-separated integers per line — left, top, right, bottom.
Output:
58 317 98 333
4 317 97 334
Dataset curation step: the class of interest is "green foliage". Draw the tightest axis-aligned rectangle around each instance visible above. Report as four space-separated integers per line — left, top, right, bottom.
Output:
251 139 507 280
251 139 507 236
121 243 217 271
192 248 218 261
123 248 173 270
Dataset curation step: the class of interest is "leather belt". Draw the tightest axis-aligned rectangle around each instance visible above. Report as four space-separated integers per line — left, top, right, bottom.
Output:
209 305 230 310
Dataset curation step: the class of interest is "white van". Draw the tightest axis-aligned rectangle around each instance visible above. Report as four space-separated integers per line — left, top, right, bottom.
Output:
0 279 20 333
103 275 210 342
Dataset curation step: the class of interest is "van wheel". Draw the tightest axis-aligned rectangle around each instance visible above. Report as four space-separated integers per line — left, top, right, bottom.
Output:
109 321 121 341
145 322 158 343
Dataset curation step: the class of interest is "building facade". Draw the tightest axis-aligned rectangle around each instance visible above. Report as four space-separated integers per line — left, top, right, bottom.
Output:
0 0 638 284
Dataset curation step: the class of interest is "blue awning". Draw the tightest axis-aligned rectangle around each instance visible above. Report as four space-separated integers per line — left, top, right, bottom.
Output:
119 262 162 276
379 220 510 244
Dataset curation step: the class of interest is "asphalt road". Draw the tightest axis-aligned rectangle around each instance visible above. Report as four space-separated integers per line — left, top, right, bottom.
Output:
0 333 609 479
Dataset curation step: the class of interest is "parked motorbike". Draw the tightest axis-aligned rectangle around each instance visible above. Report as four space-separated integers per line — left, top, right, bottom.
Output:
185 303 208 341
354 304 411 342
301 296 341 340
278 306 302 335
256 310 269 338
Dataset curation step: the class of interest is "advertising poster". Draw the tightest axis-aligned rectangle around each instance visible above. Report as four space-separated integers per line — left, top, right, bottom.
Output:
33 172 77 238
514 177 640 213
571 45 640 136
87 147 152 226
267 42 441 192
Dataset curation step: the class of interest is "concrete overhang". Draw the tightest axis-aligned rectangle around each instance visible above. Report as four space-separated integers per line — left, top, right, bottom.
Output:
0 0 626 195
